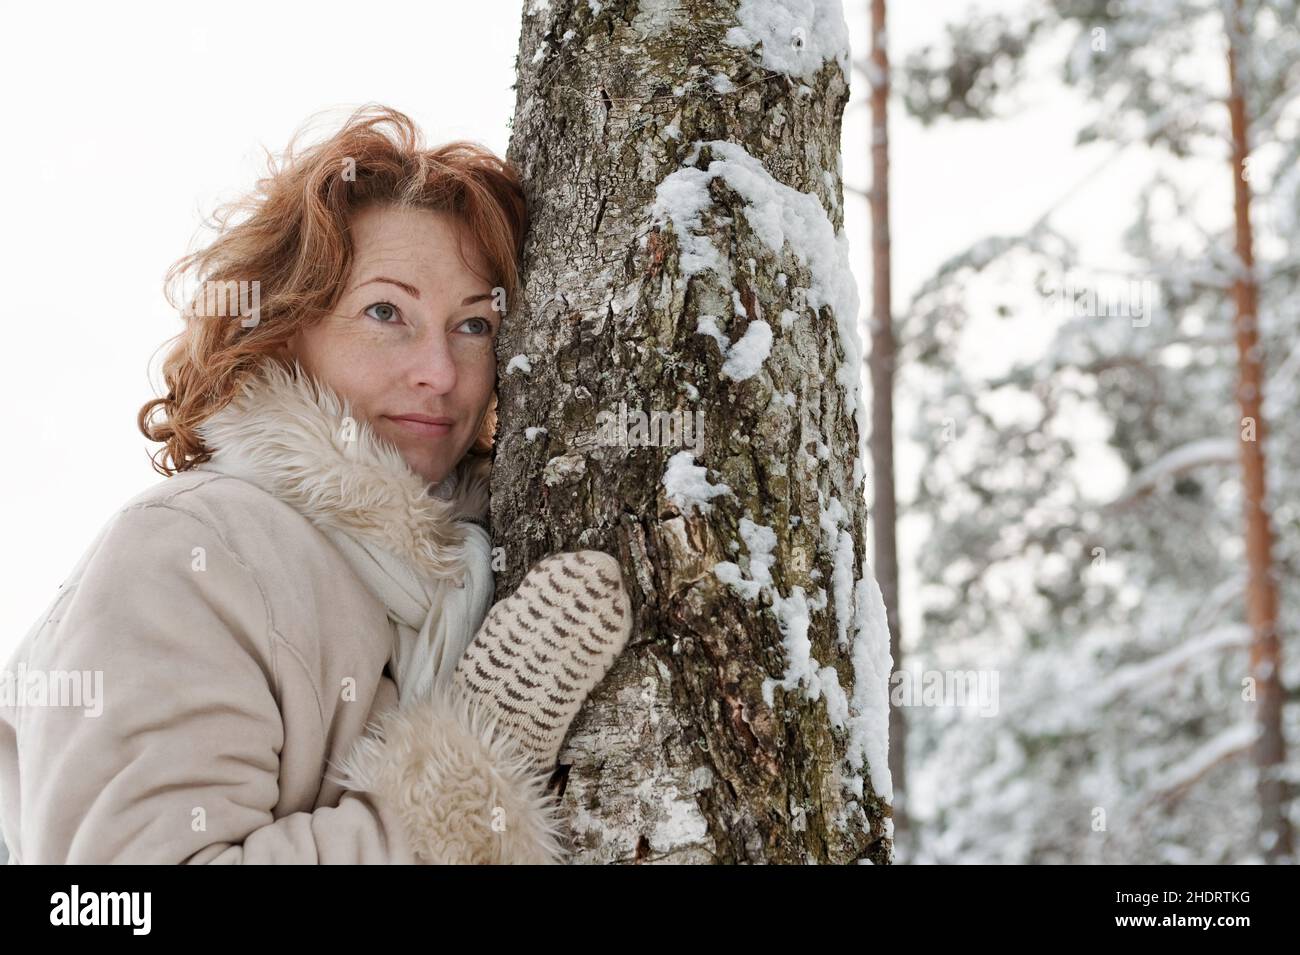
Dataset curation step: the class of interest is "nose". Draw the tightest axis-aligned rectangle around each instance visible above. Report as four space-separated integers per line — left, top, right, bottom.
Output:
409 327 459 396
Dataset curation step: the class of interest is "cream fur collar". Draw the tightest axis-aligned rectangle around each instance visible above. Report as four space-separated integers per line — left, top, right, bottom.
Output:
194 357 491 583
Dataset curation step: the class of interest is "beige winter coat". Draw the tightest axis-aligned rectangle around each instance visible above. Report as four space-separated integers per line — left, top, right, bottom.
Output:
0 360 566 864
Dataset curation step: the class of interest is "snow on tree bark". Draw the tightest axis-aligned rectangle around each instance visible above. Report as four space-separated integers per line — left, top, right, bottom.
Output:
496 0 893 864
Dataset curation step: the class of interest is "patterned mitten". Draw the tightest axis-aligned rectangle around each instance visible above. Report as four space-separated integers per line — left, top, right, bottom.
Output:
450 550 632 769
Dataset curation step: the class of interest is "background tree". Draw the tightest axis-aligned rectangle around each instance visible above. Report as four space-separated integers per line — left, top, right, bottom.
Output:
865 0 909 835
1225 0 1290 861
895 0 1299 862
495 0 894 863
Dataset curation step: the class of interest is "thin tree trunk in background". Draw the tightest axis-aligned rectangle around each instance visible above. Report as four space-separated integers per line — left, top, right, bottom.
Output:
867 0 905 833
497 0 893 863
1225 0 1291 862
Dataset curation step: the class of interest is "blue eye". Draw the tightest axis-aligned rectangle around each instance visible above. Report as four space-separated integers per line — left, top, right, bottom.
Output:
365 302 400 323
460 317 493 335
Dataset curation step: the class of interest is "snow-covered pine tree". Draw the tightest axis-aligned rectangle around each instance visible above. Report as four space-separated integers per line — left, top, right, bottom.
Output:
494 0 893 862
895 0 1299 862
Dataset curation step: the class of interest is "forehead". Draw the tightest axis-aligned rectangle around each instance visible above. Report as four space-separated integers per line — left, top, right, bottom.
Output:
348 203 493 290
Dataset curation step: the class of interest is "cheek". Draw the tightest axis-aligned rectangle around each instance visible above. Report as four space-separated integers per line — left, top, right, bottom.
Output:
454 343 498 401
296 320 388 418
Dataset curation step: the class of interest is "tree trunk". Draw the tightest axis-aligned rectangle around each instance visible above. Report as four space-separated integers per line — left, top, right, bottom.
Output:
496 0 894 864
1225 0 1291 862
866 0 906 835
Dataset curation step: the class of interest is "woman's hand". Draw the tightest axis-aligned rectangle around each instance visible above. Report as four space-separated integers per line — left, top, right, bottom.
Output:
449 550 633 769
331 549 633 863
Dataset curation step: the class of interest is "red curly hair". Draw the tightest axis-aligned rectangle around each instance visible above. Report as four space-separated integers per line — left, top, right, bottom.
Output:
139 104 528 477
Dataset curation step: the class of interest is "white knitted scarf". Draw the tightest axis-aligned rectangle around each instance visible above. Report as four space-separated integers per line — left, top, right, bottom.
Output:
193 358 495 704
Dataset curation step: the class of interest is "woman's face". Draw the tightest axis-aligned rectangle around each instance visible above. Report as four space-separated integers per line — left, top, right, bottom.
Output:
285 203 499 488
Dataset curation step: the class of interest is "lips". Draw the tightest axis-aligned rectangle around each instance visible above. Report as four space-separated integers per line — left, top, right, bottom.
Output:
385 414 454 437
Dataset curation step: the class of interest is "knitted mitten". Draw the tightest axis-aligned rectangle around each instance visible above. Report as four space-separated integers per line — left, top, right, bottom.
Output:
450 550 632 769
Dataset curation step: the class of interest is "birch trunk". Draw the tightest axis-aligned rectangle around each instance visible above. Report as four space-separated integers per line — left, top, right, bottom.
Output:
496 0 894 864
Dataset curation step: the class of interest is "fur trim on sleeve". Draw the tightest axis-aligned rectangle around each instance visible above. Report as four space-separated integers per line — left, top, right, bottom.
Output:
326 688 569 865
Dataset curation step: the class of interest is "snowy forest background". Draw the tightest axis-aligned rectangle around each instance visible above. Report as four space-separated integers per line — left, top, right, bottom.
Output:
872 0 1299 863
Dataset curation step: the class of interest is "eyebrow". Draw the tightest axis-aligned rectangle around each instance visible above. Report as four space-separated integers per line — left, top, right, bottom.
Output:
355 276 493 307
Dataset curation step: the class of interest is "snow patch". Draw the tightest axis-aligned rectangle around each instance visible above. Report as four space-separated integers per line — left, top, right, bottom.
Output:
696 313 730 354
663 450 733 515
739 491 894 807
713 560 763 600
846 559 894 804
723 0 853 83
720 319 773 381
651 140 866 451
650 170 726 277
711 72 737 94
831 527 855 648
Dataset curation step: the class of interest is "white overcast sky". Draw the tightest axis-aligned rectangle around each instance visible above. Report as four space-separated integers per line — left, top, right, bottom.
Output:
0 0 1185 659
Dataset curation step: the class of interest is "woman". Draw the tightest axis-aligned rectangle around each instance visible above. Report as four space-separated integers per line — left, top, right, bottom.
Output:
0 106 632 864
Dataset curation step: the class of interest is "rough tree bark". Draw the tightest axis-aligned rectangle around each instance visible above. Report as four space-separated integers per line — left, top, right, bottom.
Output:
865 0 905 834
494 0 894 864
1224 0 1291 863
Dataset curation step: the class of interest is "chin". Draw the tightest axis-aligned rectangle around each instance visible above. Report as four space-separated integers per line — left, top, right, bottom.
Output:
377 424 447 483
403 458 442 485
412 456 453 487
